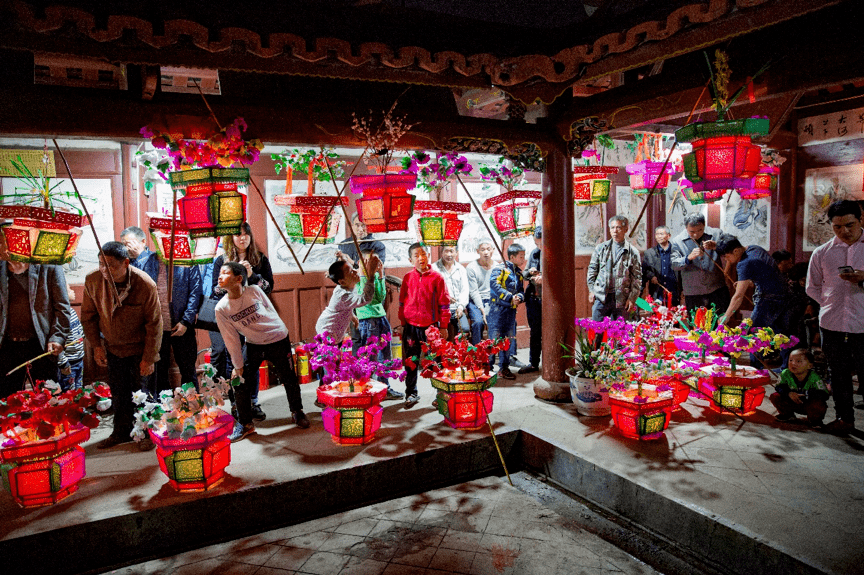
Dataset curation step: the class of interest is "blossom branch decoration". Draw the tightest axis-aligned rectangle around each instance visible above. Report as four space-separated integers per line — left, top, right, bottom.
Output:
305 332 404 388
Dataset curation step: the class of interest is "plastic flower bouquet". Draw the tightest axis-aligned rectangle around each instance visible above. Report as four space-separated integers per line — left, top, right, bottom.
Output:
0 380 104 446
305 331 404 389
272 147 346 186
691 318 797 374
130 364 234 441
478 157 526 192
400 150 473 197
406 327 508 382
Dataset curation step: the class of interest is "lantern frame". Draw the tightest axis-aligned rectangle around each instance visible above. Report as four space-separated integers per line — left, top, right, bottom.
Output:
414 200 471 246
738 165 779 200
697 365 770 416
168 167 249 238
273 195 349 244
481 190 541 239
0 205 89 265
608 385 674 440
147 212 219 266
350 174 417 233
625 161 672 195
317 382 388 445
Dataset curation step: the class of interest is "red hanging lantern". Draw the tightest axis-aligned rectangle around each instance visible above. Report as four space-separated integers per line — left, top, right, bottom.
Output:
350 174 416 233
147 212 219 266
273 195 349 244
625 161 672 195
738 165 778 200
573 166 618 205
169 167 249 238
317 382 388 445
481 190 541 239
149 410 233 492
0 425 89 508
414 200 471 246
0 205 88 264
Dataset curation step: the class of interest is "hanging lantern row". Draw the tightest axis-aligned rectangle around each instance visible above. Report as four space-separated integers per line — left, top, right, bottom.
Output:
147 212 219 266
481 190 541 239
273 195 349 245
573 166 619 205
625 161 673 195
414 200 471 246
168 167 249 238
350 174 417 233
0 205 89 265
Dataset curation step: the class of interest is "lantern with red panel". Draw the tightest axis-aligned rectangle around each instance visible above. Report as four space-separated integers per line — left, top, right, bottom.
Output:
430 372 497 430
317 382 388 445
0 425 89 508
738 165 779 200
697 365 770 416
481 190 541 239
350 174 417 233
608 384 674 441
573 166 618 206
678 179 727 205
169 167 249 238
414 200 471 246
273 194 349 244
149 410 233 492
0 205 89 265
147 212 219 266
625 161 672 195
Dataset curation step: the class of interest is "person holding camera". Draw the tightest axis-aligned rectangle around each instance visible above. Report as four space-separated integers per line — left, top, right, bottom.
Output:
806 200 864 436
670 213 731 313
521 227 543 374
488 244 526 379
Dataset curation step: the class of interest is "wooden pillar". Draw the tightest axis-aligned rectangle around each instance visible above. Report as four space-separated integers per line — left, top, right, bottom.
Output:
541 148 575 383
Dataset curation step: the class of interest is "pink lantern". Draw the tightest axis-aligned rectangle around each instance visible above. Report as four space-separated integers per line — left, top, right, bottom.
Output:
739 165 779 200
625 161 672 195
481 190 541 239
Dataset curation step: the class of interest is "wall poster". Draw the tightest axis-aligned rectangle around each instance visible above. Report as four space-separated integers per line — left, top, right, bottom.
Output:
803 164 864 251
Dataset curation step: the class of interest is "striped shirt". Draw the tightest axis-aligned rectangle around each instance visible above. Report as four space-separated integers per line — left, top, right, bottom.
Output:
58 308 85 367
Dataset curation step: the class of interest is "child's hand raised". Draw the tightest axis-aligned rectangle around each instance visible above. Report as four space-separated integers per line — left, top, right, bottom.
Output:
367 254 383 273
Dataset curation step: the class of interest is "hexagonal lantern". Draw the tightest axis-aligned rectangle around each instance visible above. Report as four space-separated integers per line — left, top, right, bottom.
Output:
273 195 349 244
350 174 417 233
676 118 768 191
738 165 779 200
697 365 770 416
573 166 619 206
169 167 249 238
147 212 219 266
430 372 497 430
317 382 388 445
414 200 471 246
625 161 672 195
0 205 89 265
481 190 541 239
679 179 727 205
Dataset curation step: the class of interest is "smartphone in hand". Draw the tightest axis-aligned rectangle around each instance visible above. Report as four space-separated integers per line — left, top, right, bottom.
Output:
839 266 854 274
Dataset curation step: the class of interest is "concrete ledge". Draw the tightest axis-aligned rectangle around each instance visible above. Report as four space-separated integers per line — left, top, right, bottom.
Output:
520 433 826 575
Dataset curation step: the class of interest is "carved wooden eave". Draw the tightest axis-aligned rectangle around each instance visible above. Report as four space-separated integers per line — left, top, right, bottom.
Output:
0 0 845 107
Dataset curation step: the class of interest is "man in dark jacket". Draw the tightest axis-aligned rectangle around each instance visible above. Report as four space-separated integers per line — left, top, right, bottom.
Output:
521 226 542 374
122 226 202 394
0 261 72 397
642 226 681 306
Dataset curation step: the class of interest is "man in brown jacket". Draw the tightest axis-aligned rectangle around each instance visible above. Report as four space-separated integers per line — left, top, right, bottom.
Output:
81 241 162 449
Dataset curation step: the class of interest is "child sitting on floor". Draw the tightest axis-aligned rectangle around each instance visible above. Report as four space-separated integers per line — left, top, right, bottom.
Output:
769 348 830 427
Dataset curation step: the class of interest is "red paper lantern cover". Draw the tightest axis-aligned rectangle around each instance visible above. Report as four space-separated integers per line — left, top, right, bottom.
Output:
481 190 541 239
414 200 471 246
349 174 417 233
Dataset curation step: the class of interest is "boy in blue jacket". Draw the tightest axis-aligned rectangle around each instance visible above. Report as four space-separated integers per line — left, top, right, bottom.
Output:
487 244 525 379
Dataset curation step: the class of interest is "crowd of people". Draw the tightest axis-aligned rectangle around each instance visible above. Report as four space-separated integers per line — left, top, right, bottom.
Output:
1 199 862 446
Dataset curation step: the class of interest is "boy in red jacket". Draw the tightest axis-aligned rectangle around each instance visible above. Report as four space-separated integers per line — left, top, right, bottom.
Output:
399 243 450 406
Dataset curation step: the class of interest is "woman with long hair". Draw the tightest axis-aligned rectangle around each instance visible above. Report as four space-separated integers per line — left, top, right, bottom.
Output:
209 222 273 421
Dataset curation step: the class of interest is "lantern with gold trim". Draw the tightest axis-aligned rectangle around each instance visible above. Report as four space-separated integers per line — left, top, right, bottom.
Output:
168 167 249 238
414 200 471 246
573 166 619 205
431 372 497 430
0 205 88 264
317 381 388 445
146 212 219 266
675 118 768 191
150 410 233 492
678 179 727 205
274 195 349 244
738 165 778 200
350 174 417 233
481 190 541 239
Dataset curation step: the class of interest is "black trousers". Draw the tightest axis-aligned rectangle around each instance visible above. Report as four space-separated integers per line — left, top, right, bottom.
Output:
154 327 198 394
821 328 864 423
526 296 542 368
107 351 149 441
402 323 429 396
236 336 302 425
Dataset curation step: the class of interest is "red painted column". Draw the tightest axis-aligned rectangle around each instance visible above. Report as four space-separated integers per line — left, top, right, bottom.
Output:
541 148 575 383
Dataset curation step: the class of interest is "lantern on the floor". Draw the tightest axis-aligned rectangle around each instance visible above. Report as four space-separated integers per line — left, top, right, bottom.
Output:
317 382 388 445
608 385 674 441
430 373 497 430
0 206 88 265
150 411 233 491
481 190 541 239
147 213 219 266
414 201 471 246
350 174 416 233
0 425 89 508
169 167 249 238
738 165 778 200
626 161 672 195
273 195 349 244
573 166 618 206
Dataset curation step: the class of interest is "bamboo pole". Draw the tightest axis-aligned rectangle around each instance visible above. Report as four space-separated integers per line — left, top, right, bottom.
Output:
323 159 373 279
454 173 508 265
478 390 513 486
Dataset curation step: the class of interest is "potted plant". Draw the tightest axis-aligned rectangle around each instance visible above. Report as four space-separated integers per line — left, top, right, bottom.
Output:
0 155 92 264
406 328 507 429
131 365 235 491
566 317 635 416
479 157 541 239
0 381 105 507
400 150 472 246
272 147 349 244
306 332 404 444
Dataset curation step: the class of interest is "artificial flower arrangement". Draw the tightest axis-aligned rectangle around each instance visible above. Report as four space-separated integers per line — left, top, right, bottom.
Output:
478 157 526 192
272 147 346 186
139 117 264 179
305 332 404 389
400 150 473 197
569 317 636 378
0 381 108 446
351 106 418 173
405 327 508 382
688 318 797 374
2 154 82 213
130 364 234 441
609 358 696 405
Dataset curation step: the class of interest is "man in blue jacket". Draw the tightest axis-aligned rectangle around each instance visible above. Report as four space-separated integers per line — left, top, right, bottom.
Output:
488 244 526 379
122 226 202 394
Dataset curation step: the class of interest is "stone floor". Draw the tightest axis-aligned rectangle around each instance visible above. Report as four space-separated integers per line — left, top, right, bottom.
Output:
109 475 661 575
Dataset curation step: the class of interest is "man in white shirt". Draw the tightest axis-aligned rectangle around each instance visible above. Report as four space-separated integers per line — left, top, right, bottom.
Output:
466 240 495 344
806 200 864 436
215 262 308 441
433 246 470 340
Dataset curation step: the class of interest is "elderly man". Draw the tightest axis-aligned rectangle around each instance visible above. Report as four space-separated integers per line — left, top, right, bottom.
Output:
0 260 72 396
433 245 470 340
587 215 642 320
81 241 162 449
671 213 731 312
642 226 681 306
121 226 202 394
466 239 495 344
806 200 864 436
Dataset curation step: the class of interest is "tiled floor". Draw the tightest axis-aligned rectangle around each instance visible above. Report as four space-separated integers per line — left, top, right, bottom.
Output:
110 476 660 575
